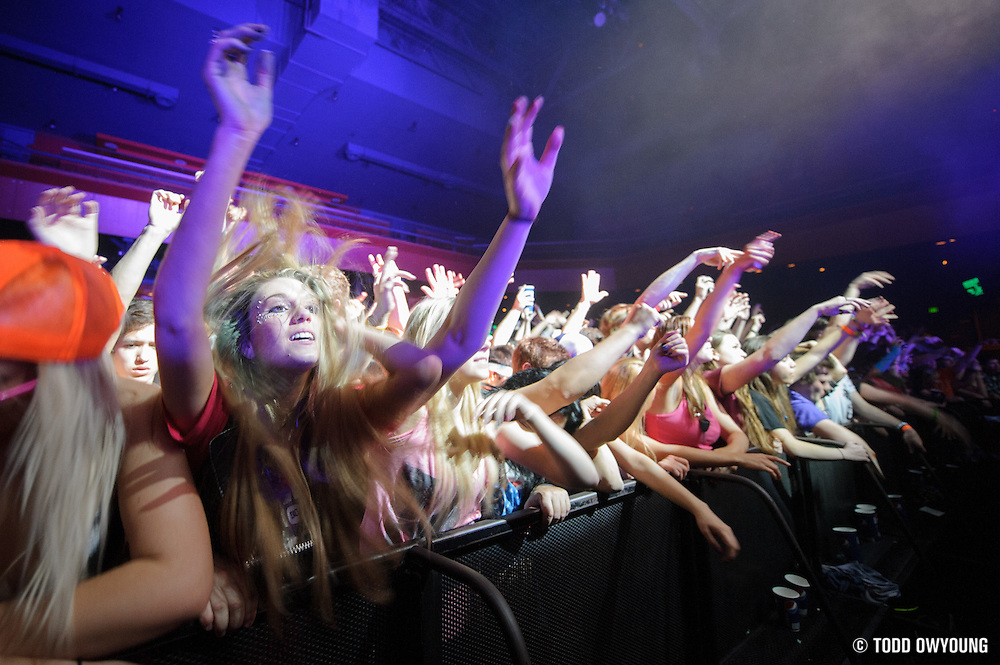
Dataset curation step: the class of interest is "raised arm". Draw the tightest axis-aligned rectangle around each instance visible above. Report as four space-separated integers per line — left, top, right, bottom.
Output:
492 285 533 347
111 190 185 307
719 295 866 395
682 275 715 320
572 331 688 451
562 270 608 337
479 390 599 490
421 96 563 391
636 247 740 309
681 232 778 363
513 304 660 414
153 24 274 429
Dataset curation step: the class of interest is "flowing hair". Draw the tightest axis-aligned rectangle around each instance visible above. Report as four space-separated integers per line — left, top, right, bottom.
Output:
742 335 798 435
600 356 660 460
708 330 778 455
1 357 124 649
401 296 500 533
659 316 709 421
202 189 396 621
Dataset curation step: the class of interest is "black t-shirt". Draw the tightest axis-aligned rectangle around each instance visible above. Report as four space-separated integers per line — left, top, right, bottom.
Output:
750 389 788 431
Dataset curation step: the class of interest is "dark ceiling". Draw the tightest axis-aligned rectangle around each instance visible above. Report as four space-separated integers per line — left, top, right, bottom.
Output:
2 0 1000 332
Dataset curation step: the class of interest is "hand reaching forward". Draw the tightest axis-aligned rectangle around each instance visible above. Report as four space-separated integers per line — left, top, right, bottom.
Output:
850 270 895 291
737 230 780 272
502 96 564 221
855 296 897 328
814 295 868 318
580 269 609 305
623 303 660 334
695 247 742 270
147 189 187 235
203 23 275 138
650 330 690 374
734 451 790 479
29 186 99 261
658 291 687 312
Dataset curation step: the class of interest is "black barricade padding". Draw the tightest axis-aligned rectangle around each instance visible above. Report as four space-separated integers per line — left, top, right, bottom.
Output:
116 465 919 665
688 470 797 661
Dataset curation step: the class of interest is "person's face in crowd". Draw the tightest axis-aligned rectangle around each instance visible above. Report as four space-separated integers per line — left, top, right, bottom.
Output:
246 277 322 375
694 338 717 366
771 355 797 384
714 334 746 366
457 337 491 385
808 368 833 402
0 359 37 447
986 359 1000 375
111 324 157 383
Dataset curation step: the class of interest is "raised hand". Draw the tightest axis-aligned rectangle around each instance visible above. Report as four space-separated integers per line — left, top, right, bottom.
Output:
814 295 868 318
623 302 660 333
850 270 895 291
855 296 897 328
658 291 687 312
421 263 462 299
694 275 715 299
501 96 564 221
650 330 690 374
147 189 187 235
695 247 742 270
28 186 99 261
580 269 609 305
737 230 780 272
202 23 275 138
369 246 415 295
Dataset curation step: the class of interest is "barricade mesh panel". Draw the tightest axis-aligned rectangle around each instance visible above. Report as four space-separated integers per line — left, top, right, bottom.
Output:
439 491 698 665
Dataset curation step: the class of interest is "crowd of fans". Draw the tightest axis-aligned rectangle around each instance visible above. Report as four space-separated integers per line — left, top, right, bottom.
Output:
1 23 995 662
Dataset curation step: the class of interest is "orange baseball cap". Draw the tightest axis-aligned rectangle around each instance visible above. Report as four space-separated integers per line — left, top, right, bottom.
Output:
0 241 123 362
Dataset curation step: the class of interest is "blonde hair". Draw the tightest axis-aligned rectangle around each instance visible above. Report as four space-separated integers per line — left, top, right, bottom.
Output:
403 296 500 532
600 356 661 460
203 190 395 620
1 357 124 649
660 316 709 422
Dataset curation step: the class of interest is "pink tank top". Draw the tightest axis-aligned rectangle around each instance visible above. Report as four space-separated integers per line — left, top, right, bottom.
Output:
644 397 720 450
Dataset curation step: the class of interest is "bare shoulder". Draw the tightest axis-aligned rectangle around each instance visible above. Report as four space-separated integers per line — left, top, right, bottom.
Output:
116 378 166 449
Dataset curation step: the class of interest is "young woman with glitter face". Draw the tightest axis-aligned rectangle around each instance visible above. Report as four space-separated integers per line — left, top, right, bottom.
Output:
152 23 565 629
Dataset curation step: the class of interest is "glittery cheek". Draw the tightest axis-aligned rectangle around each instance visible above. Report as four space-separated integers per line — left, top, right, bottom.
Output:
256 310 281 325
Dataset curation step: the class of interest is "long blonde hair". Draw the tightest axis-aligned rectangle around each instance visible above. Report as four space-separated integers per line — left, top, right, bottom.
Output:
1 357 124 649
402 296 500 532
601 356 660 459
203 190 394 619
